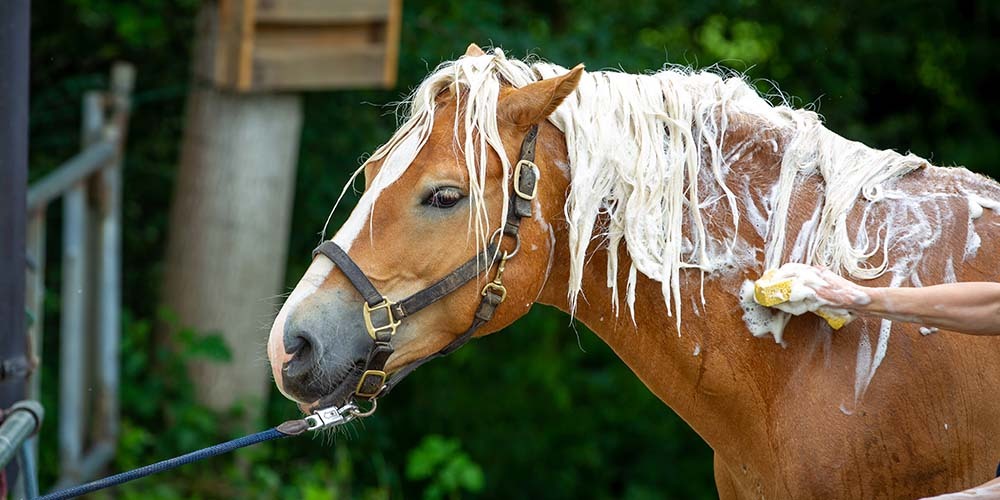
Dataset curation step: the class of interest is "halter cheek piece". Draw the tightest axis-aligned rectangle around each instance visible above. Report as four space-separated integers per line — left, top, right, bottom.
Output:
311 124 540 404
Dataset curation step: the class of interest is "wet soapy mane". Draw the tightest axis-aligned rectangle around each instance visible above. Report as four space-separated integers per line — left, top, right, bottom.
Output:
330 48 930 332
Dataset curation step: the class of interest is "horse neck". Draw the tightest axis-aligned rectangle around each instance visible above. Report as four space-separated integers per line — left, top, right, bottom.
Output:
533 114 791 453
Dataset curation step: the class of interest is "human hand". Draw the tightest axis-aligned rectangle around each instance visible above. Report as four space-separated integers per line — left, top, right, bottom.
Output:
810 266 872 309
766 263 872 309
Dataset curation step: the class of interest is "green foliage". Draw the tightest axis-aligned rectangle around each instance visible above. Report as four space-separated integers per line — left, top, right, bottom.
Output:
406 436 485 500
697 15 781 64
68 0 199 51
29 0 1000 498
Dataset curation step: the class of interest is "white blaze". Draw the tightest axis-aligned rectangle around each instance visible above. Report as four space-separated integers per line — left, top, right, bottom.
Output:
332 131 425 251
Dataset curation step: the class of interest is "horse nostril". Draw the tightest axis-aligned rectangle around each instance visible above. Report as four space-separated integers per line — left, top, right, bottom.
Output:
285 329 320 356
285 332 306 355
283 330 323 379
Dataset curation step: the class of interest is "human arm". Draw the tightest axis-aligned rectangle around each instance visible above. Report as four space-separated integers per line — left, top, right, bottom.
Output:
920 476 1000 499
811 268 1000 335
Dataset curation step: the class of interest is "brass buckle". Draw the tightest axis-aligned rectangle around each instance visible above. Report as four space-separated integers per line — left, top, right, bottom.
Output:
363 299 399 340
481 282 507 303
355 370 387 399
513 160 539 200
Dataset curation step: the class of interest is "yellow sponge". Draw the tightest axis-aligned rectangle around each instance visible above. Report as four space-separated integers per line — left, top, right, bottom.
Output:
815 309 851 330
753 270 792 307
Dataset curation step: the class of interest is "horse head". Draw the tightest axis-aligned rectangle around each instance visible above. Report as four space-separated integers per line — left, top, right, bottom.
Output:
267 44 582 410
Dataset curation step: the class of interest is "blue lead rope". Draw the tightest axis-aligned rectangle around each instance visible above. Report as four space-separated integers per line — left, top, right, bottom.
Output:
37 419 309 500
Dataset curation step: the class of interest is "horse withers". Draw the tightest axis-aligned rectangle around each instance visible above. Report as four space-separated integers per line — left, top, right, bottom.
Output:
267 44 1000 498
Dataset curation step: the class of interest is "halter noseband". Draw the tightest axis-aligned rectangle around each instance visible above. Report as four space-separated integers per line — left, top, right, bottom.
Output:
310 124 541 405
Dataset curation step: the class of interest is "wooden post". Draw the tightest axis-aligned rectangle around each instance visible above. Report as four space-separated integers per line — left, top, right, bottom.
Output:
162 3 302 420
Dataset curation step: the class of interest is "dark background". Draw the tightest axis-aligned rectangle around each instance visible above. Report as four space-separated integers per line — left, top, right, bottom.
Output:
28 0 999 498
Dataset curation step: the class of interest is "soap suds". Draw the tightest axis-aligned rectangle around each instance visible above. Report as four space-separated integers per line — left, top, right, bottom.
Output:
854 325 874 401
943 257 957 284
961 193 1000 260
739 280 790 344
967 193 1000 219
868 318 893 395
741 182 770 239
968 197 984 219
965 220 982 260
788 203 822 263
919 326 938 336
854 272 905 400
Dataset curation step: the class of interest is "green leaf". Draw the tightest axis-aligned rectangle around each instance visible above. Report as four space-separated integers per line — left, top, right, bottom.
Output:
184 331 233 361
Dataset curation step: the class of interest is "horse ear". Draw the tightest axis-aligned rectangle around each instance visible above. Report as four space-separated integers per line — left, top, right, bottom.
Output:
500 64 584 128
465 43 486 57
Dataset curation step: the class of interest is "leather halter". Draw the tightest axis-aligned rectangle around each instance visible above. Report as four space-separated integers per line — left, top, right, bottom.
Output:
311 124 541 404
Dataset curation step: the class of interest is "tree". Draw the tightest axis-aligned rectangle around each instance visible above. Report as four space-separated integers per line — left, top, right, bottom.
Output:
161 3 301 421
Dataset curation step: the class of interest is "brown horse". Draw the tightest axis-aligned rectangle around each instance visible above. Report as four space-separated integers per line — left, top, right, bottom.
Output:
267 44 1000 498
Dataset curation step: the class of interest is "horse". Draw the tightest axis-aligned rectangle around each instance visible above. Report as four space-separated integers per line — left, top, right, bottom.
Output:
266 44 1000 498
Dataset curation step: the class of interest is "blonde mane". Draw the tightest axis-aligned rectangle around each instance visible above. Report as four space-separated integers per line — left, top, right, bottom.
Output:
336 48 931 330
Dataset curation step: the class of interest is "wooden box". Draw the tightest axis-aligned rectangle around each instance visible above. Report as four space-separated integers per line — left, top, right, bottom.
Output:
200 0 402 92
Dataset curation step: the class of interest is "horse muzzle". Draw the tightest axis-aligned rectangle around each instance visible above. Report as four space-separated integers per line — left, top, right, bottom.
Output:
279 288 372 406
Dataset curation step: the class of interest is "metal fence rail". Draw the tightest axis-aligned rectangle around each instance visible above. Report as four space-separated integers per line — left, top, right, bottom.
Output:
23 61 134 491
0 401 43 498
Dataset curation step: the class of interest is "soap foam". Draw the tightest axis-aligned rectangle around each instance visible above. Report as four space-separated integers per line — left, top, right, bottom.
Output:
740 280 791 344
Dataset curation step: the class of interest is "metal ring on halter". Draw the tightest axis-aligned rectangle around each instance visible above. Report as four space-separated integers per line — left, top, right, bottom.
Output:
488 227 520 258
349 398 378 418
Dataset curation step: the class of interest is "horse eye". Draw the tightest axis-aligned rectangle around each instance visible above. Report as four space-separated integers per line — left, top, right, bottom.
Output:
424 187 465 209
